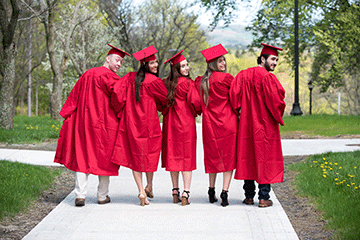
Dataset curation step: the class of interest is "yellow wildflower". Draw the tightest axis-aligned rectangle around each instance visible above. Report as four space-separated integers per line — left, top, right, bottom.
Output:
339 167 342 169
335 178 338 181
323 175 327 178
323 158 326 160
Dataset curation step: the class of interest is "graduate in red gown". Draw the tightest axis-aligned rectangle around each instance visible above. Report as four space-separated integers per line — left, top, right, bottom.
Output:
229 43 286 208
54 44 130 207
110 46 167 206
192 44 238 207
162 50 197 206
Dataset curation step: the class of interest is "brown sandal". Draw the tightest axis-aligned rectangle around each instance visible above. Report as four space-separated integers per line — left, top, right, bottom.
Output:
172 188 181 203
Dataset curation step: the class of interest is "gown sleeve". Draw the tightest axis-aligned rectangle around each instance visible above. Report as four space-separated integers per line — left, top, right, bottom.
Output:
110 73 131 118
229 71 243 115
59 75 84 119
149 77 168 112
262 74 286 126
187 79 202 117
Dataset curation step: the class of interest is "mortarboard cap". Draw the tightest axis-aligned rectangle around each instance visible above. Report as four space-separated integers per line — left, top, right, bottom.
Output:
164 49 186 65
201 44 228 64
260 43 283 56
107 43 130 58
133 45 158 63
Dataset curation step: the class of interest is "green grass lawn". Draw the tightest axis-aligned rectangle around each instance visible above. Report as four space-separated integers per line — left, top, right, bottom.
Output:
289 151 360 239
0 116 62 144
281 114 360 137
0 160 62 219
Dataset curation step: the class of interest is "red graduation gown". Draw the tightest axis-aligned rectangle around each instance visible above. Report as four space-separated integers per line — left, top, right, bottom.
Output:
161 77 197 172
229 66 286 184
54 66 120 176
193 71 238 174
111 72 167 172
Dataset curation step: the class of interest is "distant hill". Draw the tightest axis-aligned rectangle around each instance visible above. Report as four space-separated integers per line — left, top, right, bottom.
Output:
203 24 254 49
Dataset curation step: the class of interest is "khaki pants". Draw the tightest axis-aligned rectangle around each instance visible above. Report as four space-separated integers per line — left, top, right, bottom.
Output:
75 172 109 201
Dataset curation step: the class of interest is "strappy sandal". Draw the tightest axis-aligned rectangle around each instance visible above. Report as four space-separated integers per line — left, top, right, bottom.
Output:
220 190 229 207
144 185 154 198
181 190 190 206
172 188 181 203
208 187 218 203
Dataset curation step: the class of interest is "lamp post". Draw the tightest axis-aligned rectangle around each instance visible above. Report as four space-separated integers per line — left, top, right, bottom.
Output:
307 80 313 115
290 0 303 116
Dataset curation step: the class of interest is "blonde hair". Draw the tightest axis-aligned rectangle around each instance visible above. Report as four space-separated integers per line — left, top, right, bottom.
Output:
200 56 226 106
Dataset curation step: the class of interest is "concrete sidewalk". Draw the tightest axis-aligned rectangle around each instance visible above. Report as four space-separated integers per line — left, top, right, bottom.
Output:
1 135 359 240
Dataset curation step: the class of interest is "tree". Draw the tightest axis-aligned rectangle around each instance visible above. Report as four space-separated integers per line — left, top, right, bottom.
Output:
311 4 360 114
100 0 208 78
0 0 20 129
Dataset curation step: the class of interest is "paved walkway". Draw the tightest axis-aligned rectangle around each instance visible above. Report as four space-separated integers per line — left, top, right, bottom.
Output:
1 127 359 240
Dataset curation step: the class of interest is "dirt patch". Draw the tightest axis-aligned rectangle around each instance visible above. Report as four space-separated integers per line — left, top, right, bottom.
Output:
0 168 75 240
273 156 335 239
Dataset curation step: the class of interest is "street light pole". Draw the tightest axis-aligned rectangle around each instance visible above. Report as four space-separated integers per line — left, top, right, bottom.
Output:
290 0 303 116
308 80 313 115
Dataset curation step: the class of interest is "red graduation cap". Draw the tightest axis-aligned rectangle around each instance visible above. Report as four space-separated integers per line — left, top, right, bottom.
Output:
200 44 228 63
133 45 158 63
107 44 130 58
164 49 186 65
260 43 283 56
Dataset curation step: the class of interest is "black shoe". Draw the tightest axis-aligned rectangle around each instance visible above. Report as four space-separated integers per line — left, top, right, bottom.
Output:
220 190 229 207
208 187 218 203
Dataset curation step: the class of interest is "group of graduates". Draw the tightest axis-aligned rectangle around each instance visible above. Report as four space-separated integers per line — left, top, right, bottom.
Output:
54 42 286 208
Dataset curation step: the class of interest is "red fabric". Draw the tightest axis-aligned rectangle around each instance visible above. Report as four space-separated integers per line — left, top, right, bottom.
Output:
201 44 228 63
107 43 130 57
164 49 185 65
161 77 197 172
54 66 120 176
191 72 238 173
229 66 286 184
132 45 158 62
110 72 167 172
260 43 282 56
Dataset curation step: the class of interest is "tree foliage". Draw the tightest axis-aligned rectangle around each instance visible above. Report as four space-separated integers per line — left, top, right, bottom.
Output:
247 0 359 88
100 0 208 78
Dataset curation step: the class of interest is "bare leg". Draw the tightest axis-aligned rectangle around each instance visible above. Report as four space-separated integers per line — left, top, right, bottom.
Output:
132 171 149 205
145 172 154 198
182 171 192 203
222 170 233 191
171 171 180 203
182 171 192 192
209 173 217 188
208 173 218 203
170 171 180 190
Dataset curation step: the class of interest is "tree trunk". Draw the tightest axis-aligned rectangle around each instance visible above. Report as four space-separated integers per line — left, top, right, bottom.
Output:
35 83 39 116
28 18 32 117
0 43 16 129
45 0 63 121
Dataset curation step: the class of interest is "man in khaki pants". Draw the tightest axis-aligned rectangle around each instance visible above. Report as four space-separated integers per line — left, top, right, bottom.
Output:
54 44 130 206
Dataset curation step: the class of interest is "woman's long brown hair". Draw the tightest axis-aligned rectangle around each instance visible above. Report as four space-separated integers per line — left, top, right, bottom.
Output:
164 62 191 107
134 61 159 102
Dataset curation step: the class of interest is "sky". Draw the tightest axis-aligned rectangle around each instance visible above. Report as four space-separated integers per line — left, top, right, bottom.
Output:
190 0 262 27
132 0 263 28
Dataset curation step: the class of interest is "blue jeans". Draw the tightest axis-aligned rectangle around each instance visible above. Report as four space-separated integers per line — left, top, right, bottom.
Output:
243 180 271 200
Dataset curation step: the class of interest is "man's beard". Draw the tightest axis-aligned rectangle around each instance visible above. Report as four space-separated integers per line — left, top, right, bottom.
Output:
264 60 274 72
